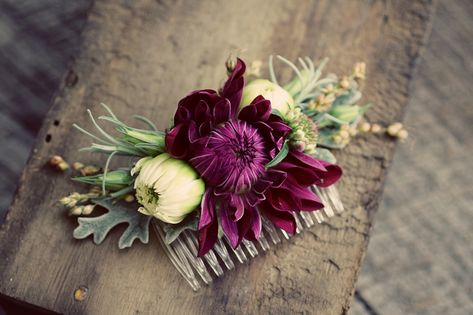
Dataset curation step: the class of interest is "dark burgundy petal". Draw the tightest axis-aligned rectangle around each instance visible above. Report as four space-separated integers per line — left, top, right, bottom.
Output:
266 187 302 211
229 194 245 221
189 149 222 187
244 190 266 207
265 169 287 188
194 100 211 124
250 208 262 239
315 160 343 187
188 121 199 143
176 89 220 123
213 98 231 125
236 210 252 246
221 207 239 248
253 121 277 146
198 216 219 257
276 150 333 186
165 123 190 159
198 189 215 229
179 89 219 109
267 120 292 139
244 207 262 241
284 180 324 211
174 106 191 125
198 121 213 136
253 178 272 194
238 95 271 122
221 58 246 117
259 202 296 234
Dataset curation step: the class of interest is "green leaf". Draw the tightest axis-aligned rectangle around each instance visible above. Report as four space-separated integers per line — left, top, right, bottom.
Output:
311 148 337 164
317 129 347 150
265 140 289 169
162 213 199 244
73 199 151 249
72 169 134 191
332 89 361 107
271 108 284 118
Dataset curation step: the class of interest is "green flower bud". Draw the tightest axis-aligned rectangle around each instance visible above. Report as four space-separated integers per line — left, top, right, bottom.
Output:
285 108 318 155
132 153 205 224
73 169 133 191
330 105 361 123
240 79 294 116
119 127 165 147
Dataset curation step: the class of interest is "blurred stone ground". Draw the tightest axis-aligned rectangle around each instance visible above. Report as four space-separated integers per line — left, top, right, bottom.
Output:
350 1 473 314
0 1 472 314
0 0 92 217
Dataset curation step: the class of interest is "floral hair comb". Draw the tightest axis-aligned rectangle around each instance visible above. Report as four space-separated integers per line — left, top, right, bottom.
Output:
58 55 406 290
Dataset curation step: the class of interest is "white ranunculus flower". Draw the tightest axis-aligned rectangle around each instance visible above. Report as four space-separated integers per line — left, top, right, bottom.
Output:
132 153 205 224
240 79 294 116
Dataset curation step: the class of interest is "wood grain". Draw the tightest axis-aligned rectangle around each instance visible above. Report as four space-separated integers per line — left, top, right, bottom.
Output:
0 1 434 314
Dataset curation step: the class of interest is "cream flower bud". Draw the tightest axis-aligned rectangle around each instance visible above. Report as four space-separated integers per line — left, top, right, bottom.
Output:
397 129 409 141
240 79 294 116
133 153 205 224
387 122 403 137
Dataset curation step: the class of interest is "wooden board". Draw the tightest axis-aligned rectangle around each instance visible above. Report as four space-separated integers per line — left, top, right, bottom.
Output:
0 0 434 314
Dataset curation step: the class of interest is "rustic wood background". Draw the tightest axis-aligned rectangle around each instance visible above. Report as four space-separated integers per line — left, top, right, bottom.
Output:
2 0 468 314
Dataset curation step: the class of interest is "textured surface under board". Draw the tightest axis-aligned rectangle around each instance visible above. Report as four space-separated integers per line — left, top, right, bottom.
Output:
351 1 473 314
0 0 433 314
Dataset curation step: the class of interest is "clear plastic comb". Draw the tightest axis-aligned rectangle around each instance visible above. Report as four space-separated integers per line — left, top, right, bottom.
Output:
152 185 344 291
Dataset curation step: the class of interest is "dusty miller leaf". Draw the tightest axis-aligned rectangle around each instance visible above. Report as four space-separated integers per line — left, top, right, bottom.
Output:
73 199 151 249
162 213 199 244
311 148 337 164
318 129 347 149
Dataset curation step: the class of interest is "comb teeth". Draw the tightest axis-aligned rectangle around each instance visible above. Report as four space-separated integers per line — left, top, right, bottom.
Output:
152 185 344 291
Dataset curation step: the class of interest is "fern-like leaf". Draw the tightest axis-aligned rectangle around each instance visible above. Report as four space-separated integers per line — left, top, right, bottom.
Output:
73 199 151 249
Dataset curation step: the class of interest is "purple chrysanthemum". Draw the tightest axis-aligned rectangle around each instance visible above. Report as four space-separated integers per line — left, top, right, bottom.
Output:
166 59 342 256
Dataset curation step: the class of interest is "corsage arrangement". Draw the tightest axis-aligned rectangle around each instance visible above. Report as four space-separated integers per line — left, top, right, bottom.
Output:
57 56 406 289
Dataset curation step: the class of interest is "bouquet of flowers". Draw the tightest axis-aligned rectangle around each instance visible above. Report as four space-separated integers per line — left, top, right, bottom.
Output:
58 55 404 289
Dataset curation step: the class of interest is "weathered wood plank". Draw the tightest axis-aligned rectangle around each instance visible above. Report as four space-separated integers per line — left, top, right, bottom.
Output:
0 1 434 314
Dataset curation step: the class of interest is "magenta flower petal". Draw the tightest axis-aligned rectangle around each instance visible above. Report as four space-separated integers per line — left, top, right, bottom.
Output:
238 95 271 122
266 187 302 211
316 160 343 187
276 150 342 187
165 123 190 159
282 178 324 211
175 89 218 125
230 194 245 221
221 58 246 116
259 202 296 234
213 99 231 125
221 208 239 248
248 208 262 240
174 106 191 125
267 119 292 138
197 217 219 257
199 189 215 229
266 169 287 188
195 100 211 124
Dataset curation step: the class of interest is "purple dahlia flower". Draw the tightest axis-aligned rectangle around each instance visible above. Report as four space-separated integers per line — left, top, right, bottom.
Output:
166 59 342 256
